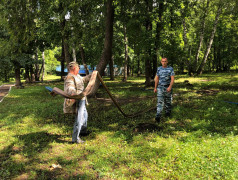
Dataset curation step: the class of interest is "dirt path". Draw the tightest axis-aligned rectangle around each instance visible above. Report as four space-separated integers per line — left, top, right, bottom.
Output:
0 84 15 103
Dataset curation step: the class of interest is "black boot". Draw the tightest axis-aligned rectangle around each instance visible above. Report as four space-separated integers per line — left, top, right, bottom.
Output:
155 116 161 123
80 130 91 136
165 112 171 118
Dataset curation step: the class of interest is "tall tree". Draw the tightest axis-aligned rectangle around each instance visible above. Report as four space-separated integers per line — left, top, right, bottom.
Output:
197 2 222 74
123 25 129 82
79 44 89 75
109 56 114 80
153 1 165 77
144 0 153 87
86 0 114 97
1 0 38 86
96 0 114 75
193 0 210 73
59 2 71 65
40 51 45 81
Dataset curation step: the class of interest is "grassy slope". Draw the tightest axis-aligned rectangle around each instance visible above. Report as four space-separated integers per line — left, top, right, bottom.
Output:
0 73 238 179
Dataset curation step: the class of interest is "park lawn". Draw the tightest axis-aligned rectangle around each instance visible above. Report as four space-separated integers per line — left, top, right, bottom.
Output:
0 73 238 179
0 74 61 86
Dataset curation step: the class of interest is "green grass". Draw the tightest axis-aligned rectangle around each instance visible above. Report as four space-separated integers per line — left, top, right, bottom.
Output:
0 73 238 179
0 74 60 86
0 79 15 86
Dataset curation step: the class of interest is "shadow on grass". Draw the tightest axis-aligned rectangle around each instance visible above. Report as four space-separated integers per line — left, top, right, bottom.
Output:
34 79 237 144
1 76 237 144
159 92 238 141
0 131 70 179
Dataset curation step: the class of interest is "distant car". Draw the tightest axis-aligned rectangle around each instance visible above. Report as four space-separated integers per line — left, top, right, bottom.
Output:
56 64 94 76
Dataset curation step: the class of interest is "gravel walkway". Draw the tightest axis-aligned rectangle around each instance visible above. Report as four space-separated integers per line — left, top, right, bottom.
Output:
0 84 15 103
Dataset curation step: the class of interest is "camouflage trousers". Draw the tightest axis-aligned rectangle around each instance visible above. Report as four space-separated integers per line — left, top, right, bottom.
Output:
156 86 173 118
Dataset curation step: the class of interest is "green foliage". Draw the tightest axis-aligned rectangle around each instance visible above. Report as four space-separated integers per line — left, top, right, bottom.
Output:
0 57 13 82
0 73 238 179
44 47 61 74
0 0 237 84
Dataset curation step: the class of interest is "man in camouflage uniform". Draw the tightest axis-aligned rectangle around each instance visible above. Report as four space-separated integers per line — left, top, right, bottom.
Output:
154 57 175 123
64 62 91 144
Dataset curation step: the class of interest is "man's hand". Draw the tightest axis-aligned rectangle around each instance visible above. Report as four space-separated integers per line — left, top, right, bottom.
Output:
154 88 157 93
167 86 172 92
154 75 159 93
70 99 76 103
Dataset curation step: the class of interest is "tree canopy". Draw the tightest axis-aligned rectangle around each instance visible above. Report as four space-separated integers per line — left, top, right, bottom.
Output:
0 0 237 85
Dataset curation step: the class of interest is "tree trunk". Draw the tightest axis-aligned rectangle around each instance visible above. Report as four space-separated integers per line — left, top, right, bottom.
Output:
4 69 8 82
145 55 151 86
123 25 128 82
63 39 71 65
88 0 114 97
40 51 45 81
96 0 114 75
217 39 221 72
127 57 130 76
30 65 35 82
180 18 188 74
61 39 65 81
79 44 89 75
188 45 193 76
137 53 140 77
213 41 216 72
208 56 211 72
182 19 188 51
153 2 164 78
193 0 210 72
169 7 175 68
152 54 157 78
14 63 22 87
216 26 222 72
109 56 114 80
71 27 77 62
197 5 222 75
181 0 190 73
59 2 70 65
35 52 40 81
72 47 77 62
226 43 231 71
144 0 152 87
131 61 134 77
25 65 30 83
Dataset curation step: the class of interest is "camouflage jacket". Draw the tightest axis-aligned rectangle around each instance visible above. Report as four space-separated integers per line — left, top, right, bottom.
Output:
63 73 91 114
